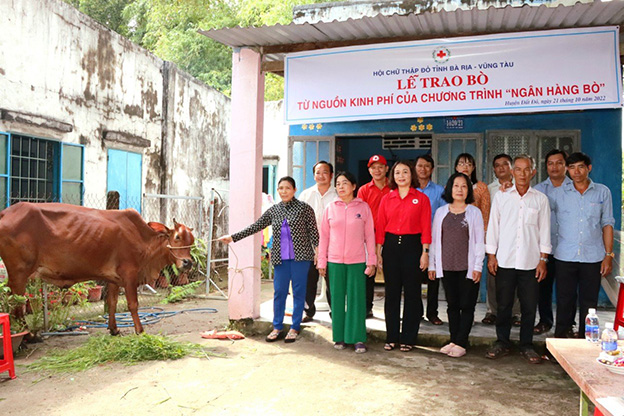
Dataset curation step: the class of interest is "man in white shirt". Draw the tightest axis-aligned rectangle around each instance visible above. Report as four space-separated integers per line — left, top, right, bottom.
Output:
299 161 339 322
485 155 551 364
483 153 521 327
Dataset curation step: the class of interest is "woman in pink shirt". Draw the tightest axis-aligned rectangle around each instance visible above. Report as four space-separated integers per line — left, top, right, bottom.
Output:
318 172 377 353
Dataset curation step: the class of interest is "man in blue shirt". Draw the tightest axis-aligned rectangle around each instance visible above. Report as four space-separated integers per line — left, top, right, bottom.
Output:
550 152 615 339
532 149 572 335
416 154 447 325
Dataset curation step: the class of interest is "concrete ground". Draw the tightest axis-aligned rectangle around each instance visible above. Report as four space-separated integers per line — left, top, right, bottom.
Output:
265 282 618 347
0 282 604 415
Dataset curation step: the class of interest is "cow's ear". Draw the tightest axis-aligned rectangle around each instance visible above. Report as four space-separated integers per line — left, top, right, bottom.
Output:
148 222 171 235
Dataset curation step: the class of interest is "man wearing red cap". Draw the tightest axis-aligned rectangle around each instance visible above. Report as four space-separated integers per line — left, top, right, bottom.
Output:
357 154 390 318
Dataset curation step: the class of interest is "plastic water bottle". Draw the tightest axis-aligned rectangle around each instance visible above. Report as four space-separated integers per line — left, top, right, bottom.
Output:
601 322 618 354
585 308 600 343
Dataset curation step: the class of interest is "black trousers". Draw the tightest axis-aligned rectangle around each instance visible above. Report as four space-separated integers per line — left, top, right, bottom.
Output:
417 267 439 319
554 260 601 338
382 233 422 345
442 270 479 348
495 267 539 349
536 255 556 327
304 265 331 318
366 274 375 313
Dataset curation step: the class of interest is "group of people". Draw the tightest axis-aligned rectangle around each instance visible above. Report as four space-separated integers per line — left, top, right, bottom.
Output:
219 148 614 364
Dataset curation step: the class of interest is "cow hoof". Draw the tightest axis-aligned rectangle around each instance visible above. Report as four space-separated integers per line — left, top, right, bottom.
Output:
110 329 121 336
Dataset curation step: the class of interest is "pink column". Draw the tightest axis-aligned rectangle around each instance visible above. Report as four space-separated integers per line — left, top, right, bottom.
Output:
228 48 265 320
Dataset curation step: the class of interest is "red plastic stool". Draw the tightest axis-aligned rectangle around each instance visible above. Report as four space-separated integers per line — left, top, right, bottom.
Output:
0 313 16 379
614 283 624 331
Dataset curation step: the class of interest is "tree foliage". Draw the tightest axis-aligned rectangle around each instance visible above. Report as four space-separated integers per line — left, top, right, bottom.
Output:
64 0 330 99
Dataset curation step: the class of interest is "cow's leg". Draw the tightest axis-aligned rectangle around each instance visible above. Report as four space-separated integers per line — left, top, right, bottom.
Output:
7 272 31 319
125 285 143 334
126 284 143 334
106 283 120 336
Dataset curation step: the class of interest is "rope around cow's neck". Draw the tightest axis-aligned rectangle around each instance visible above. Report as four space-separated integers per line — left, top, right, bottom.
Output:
166 244 194 250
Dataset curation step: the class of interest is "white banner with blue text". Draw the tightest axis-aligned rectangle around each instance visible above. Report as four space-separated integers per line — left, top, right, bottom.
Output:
284 26 622 124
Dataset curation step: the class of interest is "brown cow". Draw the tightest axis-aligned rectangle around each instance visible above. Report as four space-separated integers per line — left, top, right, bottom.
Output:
0 202 195 335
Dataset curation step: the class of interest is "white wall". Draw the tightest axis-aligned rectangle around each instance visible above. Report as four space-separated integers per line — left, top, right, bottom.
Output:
263 100 289 182
0 0 164 198
0 0 231 239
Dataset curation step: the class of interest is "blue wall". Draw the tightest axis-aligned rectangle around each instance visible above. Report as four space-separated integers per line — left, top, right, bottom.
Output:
292 109 623 306
293 109 623 228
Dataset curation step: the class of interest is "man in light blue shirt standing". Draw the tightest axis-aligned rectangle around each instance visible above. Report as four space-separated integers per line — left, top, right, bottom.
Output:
416 154 447 325
532 149 572 335
550 152 615 339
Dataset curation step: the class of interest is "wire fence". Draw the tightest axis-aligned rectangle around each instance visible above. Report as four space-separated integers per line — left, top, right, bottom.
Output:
0 190 230 334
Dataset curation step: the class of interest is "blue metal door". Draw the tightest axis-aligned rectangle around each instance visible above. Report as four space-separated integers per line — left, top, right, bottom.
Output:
107 149 142 212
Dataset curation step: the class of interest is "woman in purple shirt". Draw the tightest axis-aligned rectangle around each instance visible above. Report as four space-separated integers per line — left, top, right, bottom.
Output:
219 177 319 343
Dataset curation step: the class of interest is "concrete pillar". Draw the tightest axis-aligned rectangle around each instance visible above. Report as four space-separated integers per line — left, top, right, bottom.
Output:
228 48 264 320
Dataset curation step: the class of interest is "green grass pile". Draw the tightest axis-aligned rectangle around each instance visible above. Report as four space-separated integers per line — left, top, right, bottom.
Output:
26 333 216 373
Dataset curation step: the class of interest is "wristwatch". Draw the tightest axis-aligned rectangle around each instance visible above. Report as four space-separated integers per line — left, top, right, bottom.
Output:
539 257 549 263
605 252 615 258
424 248 429 253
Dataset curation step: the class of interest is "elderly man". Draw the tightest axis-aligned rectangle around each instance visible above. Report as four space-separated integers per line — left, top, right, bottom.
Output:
300 160 339 322
485 155 551 364
357 154 390 318
550 152 615 339
532 149 571 335
415 154 446 325
483 153 521 327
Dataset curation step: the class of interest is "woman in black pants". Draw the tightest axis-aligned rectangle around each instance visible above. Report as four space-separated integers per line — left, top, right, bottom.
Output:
376 160 431 352
428 173 485 357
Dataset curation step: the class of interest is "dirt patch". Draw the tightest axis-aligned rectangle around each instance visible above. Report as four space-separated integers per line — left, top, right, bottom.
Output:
0 296 580 415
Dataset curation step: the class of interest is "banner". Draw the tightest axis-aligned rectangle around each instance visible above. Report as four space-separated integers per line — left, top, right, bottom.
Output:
284 27 622 124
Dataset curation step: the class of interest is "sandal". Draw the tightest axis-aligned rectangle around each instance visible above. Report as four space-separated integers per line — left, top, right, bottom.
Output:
512 316 522 327
448 345 466 358
354 342 367 354
485 344 510 359
440 343 456 354
383 343 396 351
520 349 542 364
428 316 443 325
334 341 347 350
400 344 414 352
265 329 282 342
533 322 552 335
284 329 299 343
481 313 496 325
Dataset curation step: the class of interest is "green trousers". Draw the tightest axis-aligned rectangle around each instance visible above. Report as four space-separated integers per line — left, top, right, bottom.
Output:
328 262 367 344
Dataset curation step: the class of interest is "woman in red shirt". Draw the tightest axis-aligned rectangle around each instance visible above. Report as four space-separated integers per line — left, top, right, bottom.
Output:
376 160 431 352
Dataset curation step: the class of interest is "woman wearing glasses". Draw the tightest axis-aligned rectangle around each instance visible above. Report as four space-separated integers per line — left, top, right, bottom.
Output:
454 153 490 229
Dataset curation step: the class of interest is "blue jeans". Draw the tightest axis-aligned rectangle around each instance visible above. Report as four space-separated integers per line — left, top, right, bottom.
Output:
273 260 311 331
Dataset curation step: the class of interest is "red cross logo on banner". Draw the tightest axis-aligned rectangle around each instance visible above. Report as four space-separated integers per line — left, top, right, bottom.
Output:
432 47 451 63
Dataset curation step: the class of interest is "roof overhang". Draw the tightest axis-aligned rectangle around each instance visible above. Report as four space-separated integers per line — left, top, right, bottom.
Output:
200 0 624 75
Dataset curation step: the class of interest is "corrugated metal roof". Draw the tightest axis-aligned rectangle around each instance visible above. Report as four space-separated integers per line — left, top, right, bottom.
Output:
199 0 624 63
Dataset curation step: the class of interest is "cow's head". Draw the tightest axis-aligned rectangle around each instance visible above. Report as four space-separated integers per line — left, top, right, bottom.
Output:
148 220 195 271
